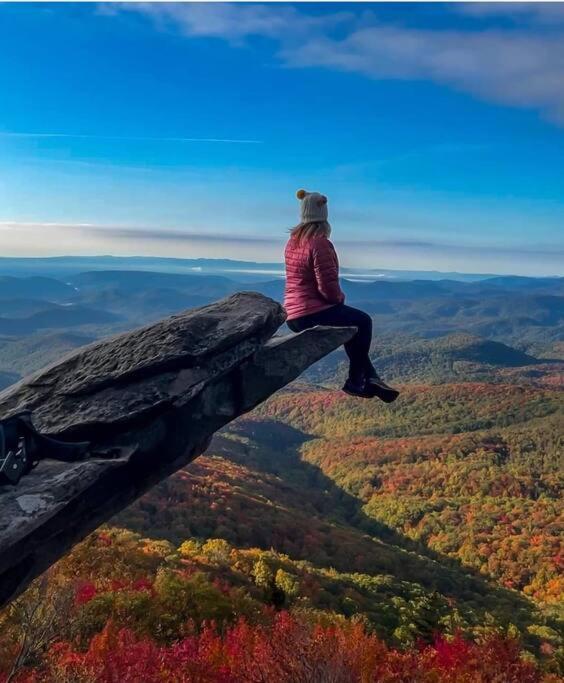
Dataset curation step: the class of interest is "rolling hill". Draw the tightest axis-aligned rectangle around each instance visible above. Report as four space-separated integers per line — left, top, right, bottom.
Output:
0 331 95 378
304 333 561 386
110 375 563 671
0 275 77 301
0 305 121 336
0 261 562 679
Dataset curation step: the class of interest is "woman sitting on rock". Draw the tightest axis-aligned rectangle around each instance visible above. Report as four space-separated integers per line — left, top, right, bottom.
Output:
284 189 399 402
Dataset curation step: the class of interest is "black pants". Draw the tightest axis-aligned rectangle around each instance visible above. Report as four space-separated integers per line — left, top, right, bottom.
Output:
287 303 374 383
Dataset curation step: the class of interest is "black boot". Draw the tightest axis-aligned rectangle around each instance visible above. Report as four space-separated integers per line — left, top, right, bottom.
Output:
342 377 374 399
342 366 375 399
365 363 400 403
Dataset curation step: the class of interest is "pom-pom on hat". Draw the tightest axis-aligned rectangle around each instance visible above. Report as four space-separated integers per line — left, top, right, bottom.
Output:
296 189 328 223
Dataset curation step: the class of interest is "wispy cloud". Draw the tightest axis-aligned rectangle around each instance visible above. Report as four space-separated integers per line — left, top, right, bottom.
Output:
115 2 351 45
0 221 280 245
120 3 564 126
2 220 561 274
80 225 280 245
283 26 564 125
0 132 262 144
3 221 562 259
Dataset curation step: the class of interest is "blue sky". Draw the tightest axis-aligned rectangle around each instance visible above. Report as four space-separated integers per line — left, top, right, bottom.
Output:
1 2 563 275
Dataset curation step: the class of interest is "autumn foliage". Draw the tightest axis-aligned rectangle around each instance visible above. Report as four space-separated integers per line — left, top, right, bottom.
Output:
3 613 557 683
1 368 561 681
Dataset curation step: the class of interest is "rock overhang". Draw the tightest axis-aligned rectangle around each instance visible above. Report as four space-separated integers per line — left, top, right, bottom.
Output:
0 292 355 608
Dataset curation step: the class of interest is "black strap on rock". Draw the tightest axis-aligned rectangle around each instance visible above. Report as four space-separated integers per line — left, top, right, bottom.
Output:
0 411 90 486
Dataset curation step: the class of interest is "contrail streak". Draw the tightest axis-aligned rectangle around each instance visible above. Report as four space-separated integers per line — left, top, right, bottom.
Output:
0 132 263 144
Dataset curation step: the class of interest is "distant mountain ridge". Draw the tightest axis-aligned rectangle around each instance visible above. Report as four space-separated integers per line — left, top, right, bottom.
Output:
0 275 76 301
0 265 562 388
0 305 120 335
0 255 536 281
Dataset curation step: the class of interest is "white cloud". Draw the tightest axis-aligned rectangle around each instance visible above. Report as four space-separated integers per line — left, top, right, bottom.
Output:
119 3 564 125
283 26 564 124
119 3 351 45
457 3 564 25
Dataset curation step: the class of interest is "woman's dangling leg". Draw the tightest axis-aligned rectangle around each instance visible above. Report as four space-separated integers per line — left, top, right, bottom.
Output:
286 304 398 401
340 307 373 384
288 305 373 384
337 308 398 400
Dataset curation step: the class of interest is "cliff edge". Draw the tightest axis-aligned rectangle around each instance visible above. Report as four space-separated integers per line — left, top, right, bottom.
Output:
0 292 354 608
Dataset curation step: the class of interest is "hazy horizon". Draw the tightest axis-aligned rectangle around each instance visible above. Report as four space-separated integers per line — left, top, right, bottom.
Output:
1 228 563 278
2 252 563 281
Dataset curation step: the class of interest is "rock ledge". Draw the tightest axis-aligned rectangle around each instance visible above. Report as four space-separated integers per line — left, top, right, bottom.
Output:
0 292 354 608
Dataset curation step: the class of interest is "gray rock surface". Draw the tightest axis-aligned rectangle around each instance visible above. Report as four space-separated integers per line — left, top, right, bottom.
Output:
0 292 355 608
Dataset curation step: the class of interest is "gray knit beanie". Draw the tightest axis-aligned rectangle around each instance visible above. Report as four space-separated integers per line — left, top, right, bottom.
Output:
296 189 328 223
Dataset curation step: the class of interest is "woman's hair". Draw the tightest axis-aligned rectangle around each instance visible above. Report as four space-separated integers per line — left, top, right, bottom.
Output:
289 221 331 243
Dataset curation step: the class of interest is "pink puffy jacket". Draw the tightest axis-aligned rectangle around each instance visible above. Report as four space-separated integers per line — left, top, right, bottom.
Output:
283 235 345 320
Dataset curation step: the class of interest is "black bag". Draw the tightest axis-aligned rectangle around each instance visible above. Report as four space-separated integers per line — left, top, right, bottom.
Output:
0 412 90 486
